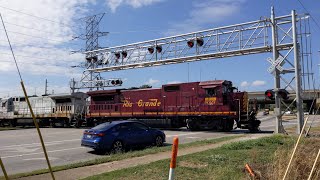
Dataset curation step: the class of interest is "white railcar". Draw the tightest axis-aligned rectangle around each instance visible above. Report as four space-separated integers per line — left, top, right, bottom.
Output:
0 92 88 127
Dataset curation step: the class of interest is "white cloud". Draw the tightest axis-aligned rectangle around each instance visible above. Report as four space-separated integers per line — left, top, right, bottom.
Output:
0 0 95 96
167 81 182 84
105 0 164 13
146 78 160 85
240 81 250 87
0 2 94 73
166 0 245 35
251 80 266 87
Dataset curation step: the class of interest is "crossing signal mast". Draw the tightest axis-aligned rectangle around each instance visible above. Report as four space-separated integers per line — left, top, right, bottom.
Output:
71 13 122 92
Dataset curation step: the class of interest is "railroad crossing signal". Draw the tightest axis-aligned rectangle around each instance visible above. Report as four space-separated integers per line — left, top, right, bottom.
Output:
265 89 275 100
267 56 285 75
265 89 289 100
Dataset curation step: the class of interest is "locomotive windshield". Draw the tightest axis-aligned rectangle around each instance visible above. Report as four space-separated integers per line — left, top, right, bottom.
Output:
205 88 216 97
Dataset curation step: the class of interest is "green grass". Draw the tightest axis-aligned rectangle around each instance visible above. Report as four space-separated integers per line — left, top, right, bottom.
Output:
84 135 295 180
2 135 241 179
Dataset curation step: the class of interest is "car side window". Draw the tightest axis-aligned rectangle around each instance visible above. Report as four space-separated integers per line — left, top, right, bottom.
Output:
119 124 130 131
131 123 149 130
111 125 120 132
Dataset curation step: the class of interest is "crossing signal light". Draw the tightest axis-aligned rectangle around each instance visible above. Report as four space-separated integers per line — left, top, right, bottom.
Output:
156 45 162 53
196 38 204 46
148 47 154 54
115 52 120 59
86 56 98 62
278 89 289 100
187 40 194 48
111 79 123 85
265 89 289 100
121 51 127 58
265 89 275 100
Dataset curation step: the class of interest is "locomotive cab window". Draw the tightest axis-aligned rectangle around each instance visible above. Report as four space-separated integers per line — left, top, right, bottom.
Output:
164 85 180 92
205 88 216 97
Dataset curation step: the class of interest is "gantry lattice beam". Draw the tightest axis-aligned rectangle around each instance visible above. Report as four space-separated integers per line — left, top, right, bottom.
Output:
85 14 296 72
82 9 311 134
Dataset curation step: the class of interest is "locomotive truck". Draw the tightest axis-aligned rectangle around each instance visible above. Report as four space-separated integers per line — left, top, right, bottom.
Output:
85 80 261 131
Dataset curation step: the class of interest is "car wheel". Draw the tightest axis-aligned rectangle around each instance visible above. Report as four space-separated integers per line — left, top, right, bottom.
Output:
112 140 124 154
155 136 163 147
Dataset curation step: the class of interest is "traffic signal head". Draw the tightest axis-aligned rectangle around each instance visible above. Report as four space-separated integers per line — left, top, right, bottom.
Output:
114 52 120 59
187 40 194 48
121 51 127 58
148 47 154 54
156 45 162 53
278 89 289 100
196 38 204 46
111 79 123 86
265 89 275 100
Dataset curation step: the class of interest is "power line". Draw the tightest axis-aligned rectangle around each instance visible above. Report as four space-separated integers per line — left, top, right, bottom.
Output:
297 0 320 31
0 28 79 45
0 51 80 62
1 59 78 68
3 20 61 35
0 39 80 49
0 4 82 30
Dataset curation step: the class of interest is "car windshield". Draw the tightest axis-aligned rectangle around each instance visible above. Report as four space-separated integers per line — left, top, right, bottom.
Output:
92 122 112 131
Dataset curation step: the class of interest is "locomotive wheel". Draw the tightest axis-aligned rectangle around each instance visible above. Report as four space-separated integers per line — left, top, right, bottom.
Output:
225 120 234 131
186 119 200 131
50 120 56 128
9 120 17 127
216 120 224 131
74 121 80 128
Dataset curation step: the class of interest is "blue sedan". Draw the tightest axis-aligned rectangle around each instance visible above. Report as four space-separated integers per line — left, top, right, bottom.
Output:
81 120 166 153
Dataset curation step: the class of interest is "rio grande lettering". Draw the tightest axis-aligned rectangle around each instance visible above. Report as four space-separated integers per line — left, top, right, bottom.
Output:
123 100 133 107
123 99 161 107
138 99 161 107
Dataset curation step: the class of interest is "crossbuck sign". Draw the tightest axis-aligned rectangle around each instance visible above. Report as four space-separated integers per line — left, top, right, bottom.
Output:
267 56 285 75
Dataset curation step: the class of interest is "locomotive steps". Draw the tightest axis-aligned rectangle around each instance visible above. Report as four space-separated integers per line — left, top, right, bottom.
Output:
15 133 272 180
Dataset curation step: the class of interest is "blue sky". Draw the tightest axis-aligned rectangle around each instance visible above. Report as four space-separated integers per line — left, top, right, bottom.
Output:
0 0 319 97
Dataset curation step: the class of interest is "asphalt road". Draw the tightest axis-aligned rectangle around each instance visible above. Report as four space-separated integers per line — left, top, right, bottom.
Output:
0 114 316 176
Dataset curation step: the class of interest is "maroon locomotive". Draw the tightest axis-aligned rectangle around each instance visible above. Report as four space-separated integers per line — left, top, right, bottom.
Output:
85 80 260 131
